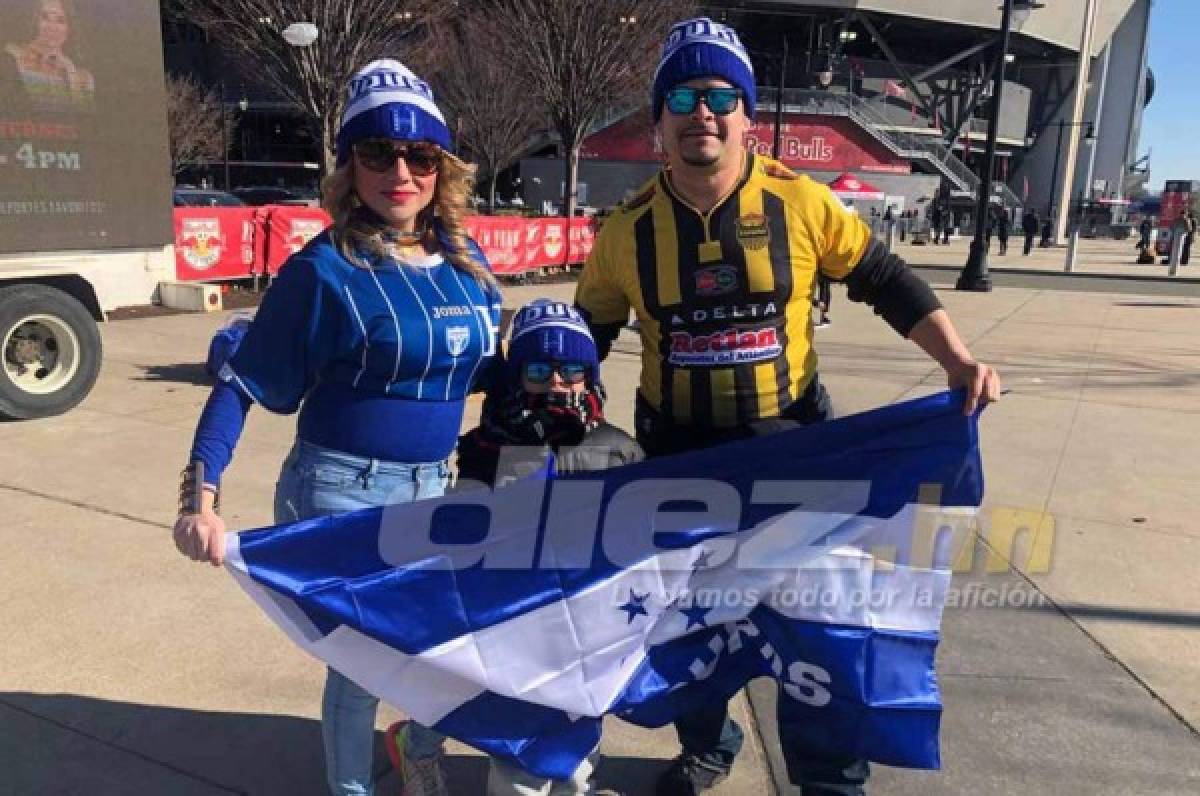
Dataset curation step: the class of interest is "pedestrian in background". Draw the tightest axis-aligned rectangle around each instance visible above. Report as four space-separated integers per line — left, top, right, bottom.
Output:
1179 208 1196 265
1040 210 1054 247
996 208 1010 256
1022 207 1038 256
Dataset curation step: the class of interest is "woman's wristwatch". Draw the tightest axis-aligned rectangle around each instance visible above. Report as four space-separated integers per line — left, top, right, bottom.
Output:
178 461 220 515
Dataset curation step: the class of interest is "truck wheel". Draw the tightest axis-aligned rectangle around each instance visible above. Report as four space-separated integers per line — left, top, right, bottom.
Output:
0 284 102 420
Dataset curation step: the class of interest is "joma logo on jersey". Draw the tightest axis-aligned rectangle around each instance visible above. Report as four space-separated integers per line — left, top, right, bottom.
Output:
669 328 782 366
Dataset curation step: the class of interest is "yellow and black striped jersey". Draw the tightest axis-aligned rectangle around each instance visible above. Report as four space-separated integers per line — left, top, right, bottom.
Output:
576 153 871 430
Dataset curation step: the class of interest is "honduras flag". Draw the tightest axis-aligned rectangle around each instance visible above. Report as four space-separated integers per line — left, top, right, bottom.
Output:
226 391 983 778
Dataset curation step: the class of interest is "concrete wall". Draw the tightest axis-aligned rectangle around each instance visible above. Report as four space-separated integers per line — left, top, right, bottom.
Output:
519 159 662 212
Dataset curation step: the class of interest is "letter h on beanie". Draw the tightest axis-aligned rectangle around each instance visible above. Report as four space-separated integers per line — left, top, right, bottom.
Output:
336 59 453 166
652 17 756 122
506 300 599 380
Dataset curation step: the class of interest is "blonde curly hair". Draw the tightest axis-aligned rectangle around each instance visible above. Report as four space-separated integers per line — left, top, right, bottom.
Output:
321 150 496 290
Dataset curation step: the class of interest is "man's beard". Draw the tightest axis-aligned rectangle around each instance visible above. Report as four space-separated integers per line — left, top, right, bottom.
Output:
678 131 724 168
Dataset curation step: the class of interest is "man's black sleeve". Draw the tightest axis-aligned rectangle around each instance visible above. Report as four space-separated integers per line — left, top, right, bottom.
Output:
576 305 624 362
837 238 943 337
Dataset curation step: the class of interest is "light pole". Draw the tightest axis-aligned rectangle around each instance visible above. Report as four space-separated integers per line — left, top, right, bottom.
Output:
957 0 1043 292
1048 120 1095 231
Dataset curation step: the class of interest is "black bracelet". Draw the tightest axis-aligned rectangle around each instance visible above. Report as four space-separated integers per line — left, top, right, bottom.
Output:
178 462 219 515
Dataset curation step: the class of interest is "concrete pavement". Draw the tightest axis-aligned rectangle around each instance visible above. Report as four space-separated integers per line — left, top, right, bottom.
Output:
2 276 1199 794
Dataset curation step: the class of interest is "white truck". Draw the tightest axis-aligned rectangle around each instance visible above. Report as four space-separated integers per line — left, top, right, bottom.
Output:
1 0 175 419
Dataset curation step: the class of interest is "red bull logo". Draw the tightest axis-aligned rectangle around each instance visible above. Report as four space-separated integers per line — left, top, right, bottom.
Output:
180 218 223 270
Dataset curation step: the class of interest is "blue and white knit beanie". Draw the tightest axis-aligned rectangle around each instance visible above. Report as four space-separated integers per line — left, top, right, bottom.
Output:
336 59 453 166
652 17 756 121
506 300 599 378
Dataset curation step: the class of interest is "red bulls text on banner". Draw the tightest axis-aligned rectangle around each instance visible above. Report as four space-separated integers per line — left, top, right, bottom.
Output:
174 207 260 282
582 112 910 175
262 205 333 275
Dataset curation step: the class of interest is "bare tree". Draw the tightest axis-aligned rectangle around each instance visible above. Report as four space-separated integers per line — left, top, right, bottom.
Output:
428 11 545 213
176 0 443 176
491 0 696 219
164 74 225 176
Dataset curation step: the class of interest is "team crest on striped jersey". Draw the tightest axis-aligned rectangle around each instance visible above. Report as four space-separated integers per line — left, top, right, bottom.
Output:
445 325 470 357
735 213 770 251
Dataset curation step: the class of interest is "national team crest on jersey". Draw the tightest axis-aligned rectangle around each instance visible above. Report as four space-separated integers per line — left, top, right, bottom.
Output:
445 325 471 357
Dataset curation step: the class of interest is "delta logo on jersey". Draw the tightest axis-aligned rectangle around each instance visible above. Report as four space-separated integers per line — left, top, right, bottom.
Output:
669 326 782 366
179 218 223 270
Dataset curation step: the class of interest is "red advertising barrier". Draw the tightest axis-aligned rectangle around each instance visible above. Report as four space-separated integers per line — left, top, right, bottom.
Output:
174 209 594 281
261 205 333 275
173 207 260 282
466 216 527 274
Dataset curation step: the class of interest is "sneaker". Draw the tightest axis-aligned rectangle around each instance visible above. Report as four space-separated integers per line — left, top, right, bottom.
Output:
387 721 449 796
815 316 832 329
654 754 731 795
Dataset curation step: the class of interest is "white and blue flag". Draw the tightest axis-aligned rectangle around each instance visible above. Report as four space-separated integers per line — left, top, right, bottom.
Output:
226 391 984 778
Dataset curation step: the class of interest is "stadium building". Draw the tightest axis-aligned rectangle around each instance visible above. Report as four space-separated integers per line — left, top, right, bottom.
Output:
522 0 1154 237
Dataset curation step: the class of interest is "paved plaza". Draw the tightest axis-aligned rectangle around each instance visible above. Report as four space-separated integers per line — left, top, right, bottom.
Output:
1 269 1198 794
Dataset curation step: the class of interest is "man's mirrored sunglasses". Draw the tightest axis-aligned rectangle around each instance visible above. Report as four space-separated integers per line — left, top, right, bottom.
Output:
665 87 744 116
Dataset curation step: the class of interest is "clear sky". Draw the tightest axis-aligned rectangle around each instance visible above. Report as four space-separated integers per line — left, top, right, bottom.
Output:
1140 0 1200 190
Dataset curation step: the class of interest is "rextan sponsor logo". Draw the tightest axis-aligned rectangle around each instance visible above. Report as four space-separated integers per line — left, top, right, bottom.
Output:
669 327 782 366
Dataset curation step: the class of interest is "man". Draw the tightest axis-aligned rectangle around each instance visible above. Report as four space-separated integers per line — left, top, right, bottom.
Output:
996 207 1010 256
1040 210 1055 248
1022 207 1039 256
574 16 1000 796
1179 208 1196 265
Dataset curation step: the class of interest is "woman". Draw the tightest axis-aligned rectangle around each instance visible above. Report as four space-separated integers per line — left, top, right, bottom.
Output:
5 0 94 113
173 60 501 796
454 299 642 795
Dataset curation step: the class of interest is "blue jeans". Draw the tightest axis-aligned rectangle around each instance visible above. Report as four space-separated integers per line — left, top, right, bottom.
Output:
274 440 451 796
674 702 869 794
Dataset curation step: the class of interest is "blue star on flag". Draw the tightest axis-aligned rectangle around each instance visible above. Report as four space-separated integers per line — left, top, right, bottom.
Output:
618 589 649 624
681 601 711 629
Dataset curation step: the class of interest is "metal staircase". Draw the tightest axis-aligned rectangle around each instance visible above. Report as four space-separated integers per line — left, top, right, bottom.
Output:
760 88 1022 207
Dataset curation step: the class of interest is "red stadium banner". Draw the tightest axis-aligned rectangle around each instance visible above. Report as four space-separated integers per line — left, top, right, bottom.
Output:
261 205 333 275
466 216 527 274
175 210 594 280
174 207 260 282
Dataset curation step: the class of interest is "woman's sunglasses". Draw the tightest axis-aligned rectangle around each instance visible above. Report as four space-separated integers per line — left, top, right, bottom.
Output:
664 87 744 116
523 361 589 385
353 140 442 176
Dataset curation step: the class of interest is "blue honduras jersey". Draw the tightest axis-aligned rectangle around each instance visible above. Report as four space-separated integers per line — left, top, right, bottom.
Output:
223 230 501 458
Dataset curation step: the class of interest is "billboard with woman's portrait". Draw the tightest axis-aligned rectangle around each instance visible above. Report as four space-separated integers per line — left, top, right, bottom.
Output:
0 0 173 253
